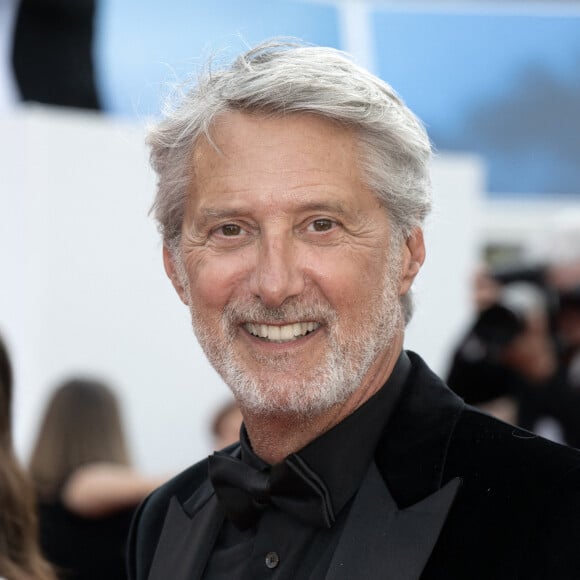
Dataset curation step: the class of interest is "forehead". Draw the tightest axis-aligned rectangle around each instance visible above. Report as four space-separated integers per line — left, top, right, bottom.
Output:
185 111 373 218
192 111 361 176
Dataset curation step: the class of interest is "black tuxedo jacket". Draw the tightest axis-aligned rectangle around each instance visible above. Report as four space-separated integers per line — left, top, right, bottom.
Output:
127 352 580 579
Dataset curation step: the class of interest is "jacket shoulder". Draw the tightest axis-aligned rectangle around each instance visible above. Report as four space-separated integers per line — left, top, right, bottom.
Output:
452 406 580 481
434 408 580 578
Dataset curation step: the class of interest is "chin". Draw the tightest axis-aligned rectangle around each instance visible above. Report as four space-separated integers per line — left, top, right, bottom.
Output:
224 367 359 416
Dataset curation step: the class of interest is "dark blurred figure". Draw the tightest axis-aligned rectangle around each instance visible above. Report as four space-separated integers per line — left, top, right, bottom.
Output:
211 399 243 450
0 334 55 580
543 240 580 445
11 0 101 109
29 378 164 580
447 249 580 446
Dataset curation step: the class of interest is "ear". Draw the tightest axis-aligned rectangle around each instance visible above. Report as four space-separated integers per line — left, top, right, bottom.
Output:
162 244 189 305
399 228 426 296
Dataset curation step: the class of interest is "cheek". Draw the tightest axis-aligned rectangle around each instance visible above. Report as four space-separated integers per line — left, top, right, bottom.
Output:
308 248 386 309
185 251 250 311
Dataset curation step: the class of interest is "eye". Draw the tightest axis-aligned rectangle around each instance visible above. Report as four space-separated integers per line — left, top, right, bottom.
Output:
208 221 252 246
309 218 335 232
219 224 242 236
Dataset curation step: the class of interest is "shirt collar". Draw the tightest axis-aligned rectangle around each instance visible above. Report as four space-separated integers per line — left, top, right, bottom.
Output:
240 350 411 520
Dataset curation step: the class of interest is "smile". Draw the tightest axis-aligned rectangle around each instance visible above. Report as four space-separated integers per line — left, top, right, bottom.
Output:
244 321 320 343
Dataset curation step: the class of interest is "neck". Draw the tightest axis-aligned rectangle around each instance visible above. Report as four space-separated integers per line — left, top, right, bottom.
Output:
241 337 404 464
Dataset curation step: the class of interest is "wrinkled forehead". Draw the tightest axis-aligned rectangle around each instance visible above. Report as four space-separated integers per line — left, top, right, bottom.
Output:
188 110 370 198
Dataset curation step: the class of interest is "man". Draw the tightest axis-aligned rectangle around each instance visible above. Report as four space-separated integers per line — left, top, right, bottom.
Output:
128 40 580 579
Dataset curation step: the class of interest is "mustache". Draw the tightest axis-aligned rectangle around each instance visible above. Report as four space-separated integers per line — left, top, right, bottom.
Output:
222 296 338 325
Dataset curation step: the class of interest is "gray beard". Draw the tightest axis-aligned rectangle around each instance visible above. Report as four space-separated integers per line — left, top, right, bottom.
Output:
185 250 404 416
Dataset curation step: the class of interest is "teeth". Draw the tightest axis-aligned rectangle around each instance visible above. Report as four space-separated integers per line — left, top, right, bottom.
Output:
245 322 320 343
279 325 293 341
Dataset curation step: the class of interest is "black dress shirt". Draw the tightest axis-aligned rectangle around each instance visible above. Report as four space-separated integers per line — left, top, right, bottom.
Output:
203 351 411 579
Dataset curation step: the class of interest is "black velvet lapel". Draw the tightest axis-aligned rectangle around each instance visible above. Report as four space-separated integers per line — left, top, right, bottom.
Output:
147 480 225 580
376 351 465 507
324 462 461 580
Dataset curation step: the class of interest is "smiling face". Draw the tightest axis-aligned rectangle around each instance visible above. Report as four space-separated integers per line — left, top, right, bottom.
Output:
165 111 424 415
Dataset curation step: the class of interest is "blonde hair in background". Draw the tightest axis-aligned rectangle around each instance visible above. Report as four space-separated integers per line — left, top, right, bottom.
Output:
0 335 55 580
29 378 130 501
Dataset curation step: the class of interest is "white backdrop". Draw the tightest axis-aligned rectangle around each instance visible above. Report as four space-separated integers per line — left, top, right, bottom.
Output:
0 106 484 474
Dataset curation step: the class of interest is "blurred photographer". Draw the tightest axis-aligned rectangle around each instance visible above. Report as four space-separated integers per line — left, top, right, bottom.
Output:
447 230 580 447
541 228 580 444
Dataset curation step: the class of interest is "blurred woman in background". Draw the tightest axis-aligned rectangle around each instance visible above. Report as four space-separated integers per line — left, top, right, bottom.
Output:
0 334 55 580
29 378 164 580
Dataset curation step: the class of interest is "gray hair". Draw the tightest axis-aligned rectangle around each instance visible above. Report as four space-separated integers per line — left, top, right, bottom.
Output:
147 39 433 321
149 39 432 241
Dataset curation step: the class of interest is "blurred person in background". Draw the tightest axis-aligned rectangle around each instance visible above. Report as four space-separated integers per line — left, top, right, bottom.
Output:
544 224 580 369
210 399 243 451
29 378 165 580
0 333 55 580
539 224 580 444
447 225 580 447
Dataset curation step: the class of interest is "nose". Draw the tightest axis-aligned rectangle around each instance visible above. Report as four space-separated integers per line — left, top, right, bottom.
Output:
250 233 305 308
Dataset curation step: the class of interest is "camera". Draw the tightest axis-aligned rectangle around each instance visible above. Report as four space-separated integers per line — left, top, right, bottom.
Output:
471 264 580 353
471 265 562 350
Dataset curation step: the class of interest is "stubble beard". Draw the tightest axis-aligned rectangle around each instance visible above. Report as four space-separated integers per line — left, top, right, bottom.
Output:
181 247 404 416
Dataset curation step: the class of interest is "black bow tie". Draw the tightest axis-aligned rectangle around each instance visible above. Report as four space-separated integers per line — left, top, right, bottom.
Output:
208 451 336 530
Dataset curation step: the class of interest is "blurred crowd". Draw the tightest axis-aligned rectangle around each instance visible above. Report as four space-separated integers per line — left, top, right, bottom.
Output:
446 227 580 447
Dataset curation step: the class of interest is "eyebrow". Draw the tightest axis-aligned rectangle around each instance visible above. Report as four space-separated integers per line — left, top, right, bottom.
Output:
297 200 348 215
